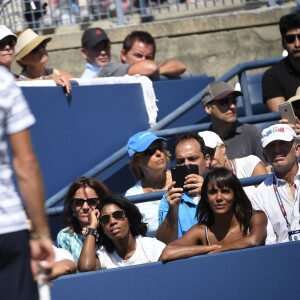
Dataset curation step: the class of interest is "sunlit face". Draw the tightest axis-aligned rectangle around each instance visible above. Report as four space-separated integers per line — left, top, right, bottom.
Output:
100 204 129 241
71 187 99 228
208 145 226 169
0 36 15 68
205 95 237 124
263 140 300 173
121 40 154 64
21 42 48 67
207 183 234 215
82 40 111 67
138 141 167 172
175 138 208 175
282 29 300 60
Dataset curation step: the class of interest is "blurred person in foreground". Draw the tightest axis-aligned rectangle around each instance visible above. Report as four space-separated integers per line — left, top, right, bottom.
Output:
0 65 54 299
125 131 173 236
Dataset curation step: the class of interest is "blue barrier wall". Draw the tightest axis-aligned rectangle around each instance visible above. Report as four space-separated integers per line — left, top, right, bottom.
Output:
51 241 300 300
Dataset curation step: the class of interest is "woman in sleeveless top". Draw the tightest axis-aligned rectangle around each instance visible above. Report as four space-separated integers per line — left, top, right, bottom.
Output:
160 168 267 262
14 28 72 94
78 194 165 271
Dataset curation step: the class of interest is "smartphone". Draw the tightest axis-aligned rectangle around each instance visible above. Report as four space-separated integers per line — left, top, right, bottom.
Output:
171 165 199 189
278 102 297 124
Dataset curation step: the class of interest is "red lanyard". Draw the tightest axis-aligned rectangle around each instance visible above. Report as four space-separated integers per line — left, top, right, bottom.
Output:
229 160 236 175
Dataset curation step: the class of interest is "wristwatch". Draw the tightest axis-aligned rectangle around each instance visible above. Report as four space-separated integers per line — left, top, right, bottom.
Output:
84 227 99 242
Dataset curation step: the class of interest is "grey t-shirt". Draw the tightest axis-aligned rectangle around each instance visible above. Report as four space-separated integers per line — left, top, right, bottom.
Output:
97 62 131 77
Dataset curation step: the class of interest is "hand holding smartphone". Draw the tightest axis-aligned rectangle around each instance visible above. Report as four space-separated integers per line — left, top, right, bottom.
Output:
278 102 297 124
171 165 199 190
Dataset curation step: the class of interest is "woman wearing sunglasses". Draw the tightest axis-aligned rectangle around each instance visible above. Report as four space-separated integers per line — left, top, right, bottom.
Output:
57 177 109 263
78 194 165 271
0 26 17 72
125 131 172 236
14 28 73 94
160 167 267 262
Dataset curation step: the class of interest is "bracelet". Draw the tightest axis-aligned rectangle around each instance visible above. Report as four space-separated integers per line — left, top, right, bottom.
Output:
84 227 99 242
30 231 51 240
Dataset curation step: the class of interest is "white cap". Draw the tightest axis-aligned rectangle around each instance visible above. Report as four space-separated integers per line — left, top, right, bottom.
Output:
0 25 16 41
198 131 224 148
261 124 296 148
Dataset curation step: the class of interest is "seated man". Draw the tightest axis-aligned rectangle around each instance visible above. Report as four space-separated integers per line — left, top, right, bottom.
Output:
251 124 300 244
262 13 300 112
80 27 111 78
156 132 210 244
202 80 266 163
98 30 186 79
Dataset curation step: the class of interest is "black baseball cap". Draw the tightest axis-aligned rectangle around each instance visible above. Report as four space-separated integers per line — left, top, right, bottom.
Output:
81 27 110 48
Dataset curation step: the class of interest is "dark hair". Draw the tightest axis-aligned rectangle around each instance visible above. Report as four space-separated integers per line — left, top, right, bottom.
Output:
174 132 207 156
279 13 300 37
97 194 147 252
122 31 156 59
63 177 109 233
196 167 252 236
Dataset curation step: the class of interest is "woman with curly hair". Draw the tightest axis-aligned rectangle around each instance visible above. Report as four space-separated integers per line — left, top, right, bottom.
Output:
160 167 267 262
78 194 166 271
57 177 109 263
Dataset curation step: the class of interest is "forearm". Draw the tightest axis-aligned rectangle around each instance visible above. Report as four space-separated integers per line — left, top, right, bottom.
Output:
77 236 98 272
159 59 187 77
50 260 76 279
128 60 159 78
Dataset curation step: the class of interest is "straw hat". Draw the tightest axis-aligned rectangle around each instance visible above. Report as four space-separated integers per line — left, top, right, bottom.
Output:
15 28 52 61
287 86 300 103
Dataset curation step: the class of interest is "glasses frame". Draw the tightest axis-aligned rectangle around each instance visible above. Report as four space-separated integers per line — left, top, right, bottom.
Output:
212 98 237 107
143 144 166 157
99 209 126 226
72 198 100 208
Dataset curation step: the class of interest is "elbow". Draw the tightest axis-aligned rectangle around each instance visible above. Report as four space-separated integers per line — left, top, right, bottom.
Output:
77 262 95 273
248 235 266 248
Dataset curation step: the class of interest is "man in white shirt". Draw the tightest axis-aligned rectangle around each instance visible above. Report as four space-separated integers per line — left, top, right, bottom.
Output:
251 124 300 244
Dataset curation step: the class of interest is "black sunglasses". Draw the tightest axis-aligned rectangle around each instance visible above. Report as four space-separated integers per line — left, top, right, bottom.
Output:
99 210 126 225
72 198 99 207
285 34 300 44
0 36 16 50
214 98 237 107
143 145 165 156
31 42 47 54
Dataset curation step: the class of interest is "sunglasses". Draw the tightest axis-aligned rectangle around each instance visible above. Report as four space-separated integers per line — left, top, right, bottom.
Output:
285 34 300 44
99 210 126 225
72 198 99 207
0 36 16 50
31 42 47 54
143 144 165 156
213 98 237 107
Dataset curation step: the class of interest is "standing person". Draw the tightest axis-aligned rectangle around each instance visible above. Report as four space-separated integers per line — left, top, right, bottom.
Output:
156 132 210 244
98 30 186 79
80 27 111 78
57 177 109 263
202 81 265 162
251 124 300 245
0 65 54 299
198 130 268 197
160 168 267 262
78 194 165 271
125 131 173 236
14 28 72 93
262 13 300 112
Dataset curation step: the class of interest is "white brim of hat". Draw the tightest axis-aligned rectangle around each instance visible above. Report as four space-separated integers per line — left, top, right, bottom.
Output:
15 35 52 61
262 133 293 148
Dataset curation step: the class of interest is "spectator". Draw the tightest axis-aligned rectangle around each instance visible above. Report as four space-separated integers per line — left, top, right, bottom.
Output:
78 194 166 271
80 27 111 78
0 66 54 299
202 81 265 163
156 132 210 244
198 130 268 197
262 13 300 112
125 131 173 236
98 30 186 79
251 124 300 244
0 25 17 71
160 167 267 262
57 177 109 263
14 28 72 93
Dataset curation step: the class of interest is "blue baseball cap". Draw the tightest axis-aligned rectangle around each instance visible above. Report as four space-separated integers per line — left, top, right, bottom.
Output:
127 131 166 158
